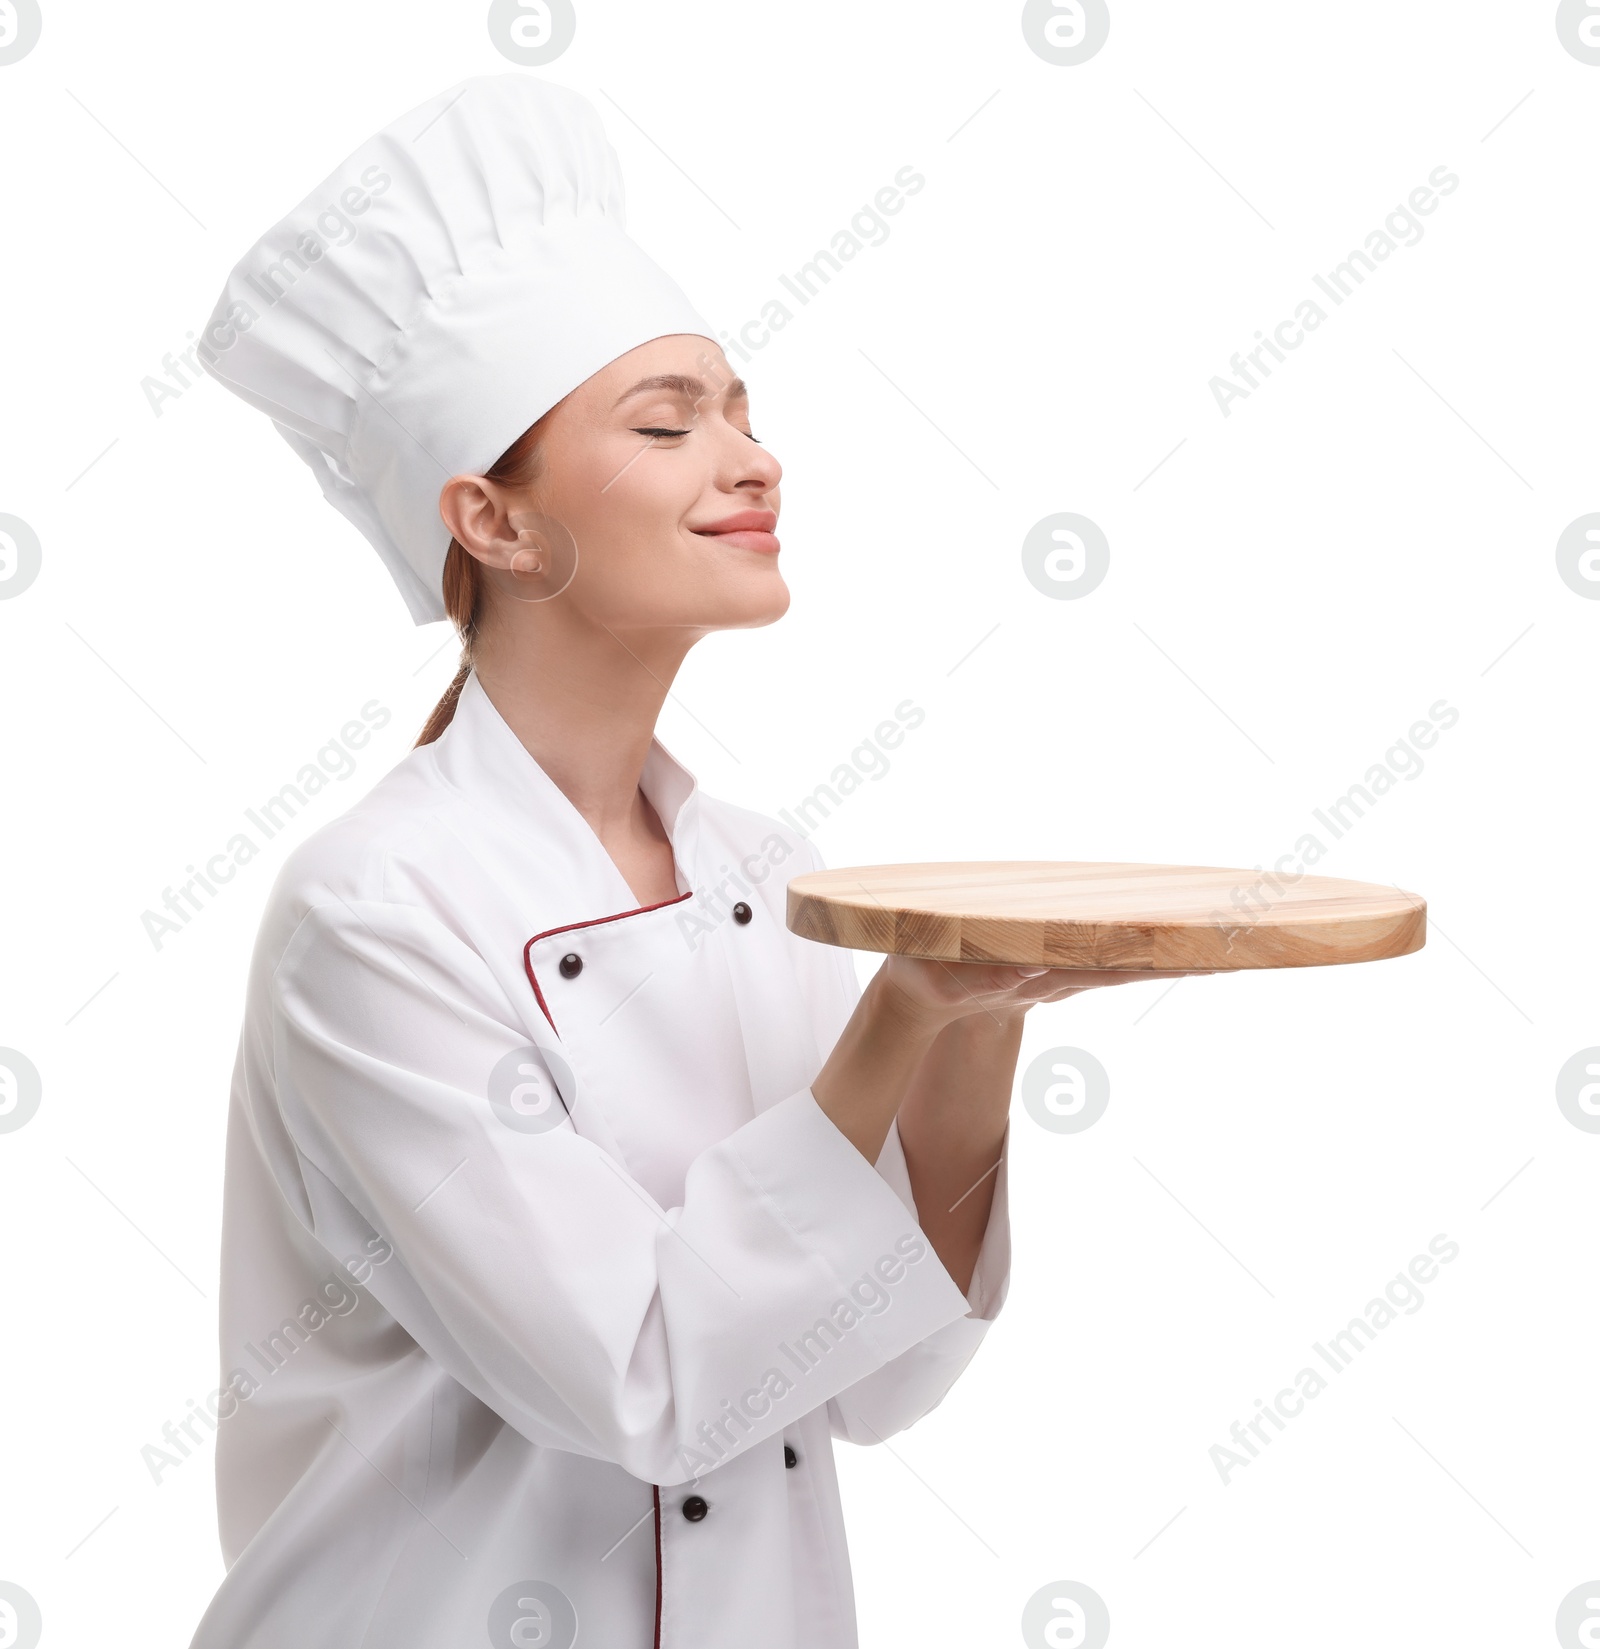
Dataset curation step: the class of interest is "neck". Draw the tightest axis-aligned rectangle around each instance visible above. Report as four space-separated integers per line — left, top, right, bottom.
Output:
469 608 697 838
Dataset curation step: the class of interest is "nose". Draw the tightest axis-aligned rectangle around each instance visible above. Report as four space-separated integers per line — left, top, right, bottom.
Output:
718 420 781 495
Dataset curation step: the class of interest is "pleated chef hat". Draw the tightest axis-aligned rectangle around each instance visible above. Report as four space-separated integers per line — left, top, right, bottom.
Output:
199 74 717 624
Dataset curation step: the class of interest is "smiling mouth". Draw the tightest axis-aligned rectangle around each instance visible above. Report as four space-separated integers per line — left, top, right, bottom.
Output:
696 528 781 554
692 512 780 554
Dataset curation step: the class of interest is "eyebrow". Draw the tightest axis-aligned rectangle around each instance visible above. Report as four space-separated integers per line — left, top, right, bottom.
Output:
612 372 748 409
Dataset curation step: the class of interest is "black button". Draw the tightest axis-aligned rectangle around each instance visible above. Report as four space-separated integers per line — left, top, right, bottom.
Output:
784 1444 797 1469
732 902 752 925
681 1494 709 1522
558 953 583 979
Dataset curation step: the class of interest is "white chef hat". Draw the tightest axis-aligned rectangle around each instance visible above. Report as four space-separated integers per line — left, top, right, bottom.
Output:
199 74 717 624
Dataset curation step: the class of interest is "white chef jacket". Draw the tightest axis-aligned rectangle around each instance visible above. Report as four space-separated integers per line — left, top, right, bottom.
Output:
186 668 1011 1649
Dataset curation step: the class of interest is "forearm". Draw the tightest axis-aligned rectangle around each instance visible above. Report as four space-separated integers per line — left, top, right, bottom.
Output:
894 1009 1022 1299
810 966 944 1165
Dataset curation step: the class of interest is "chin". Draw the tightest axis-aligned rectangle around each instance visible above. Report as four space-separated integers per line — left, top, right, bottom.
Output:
713 583 791 631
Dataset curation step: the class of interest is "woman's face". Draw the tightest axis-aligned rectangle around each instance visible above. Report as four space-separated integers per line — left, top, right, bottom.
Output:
464 333 787 641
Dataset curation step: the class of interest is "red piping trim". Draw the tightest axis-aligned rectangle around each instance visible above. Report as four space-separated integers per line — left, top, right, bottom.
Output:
652 1483 664 1649
522 891 695 1035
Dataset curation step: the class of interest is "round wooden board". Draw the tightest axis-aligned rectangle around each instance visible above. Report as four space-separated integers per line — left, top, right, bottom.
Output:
786 861 1426 971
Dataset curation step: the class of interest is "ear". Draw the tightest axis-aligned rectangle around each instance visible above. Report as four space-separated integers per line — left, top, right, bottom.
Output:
439 473 522 570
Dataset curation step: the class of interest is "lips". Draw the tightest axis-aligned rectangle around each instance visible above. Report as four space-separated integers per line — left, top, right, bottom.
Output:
692 509 780 555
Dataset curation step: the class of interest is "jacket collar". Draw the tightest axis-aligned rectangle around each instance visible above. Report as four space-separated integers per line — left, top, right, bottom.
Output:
431 667 702 908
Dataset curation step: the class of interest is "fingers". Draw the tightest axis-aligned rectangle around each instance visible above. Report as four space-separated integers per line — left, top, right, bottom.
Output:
1009 966 1214 1004
887 956 1227 1023
944 961 1049 998
947 963 1146 1002
1031 967 1228 1003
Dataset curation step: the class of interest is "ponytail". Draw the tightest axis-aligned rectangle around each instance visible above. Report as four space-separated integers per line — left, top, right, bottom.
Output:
415 656 472 747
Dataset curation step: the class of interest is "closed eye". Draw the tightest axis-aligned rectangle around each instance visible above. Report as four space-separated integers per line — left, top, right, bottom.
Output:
631 427 764 443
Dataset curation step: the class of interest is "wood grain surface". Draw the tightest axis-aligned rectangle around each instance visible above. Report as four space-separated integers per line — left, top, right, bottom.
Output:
786 861 1426 971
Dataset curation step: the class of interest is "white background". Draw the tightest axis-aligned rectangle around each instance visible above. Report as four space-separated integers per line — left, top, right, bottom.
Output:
1 2 1597 1645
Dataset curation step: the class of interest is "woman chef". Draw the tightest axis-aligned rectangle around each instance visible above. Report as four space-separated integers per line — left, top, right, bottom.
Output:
185 75 1179 1649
